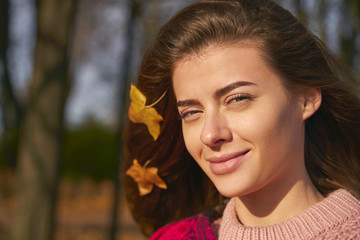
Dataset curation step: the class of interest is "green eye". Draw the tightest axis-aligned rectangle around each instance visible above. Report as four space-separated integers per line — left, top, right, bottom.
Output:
226 94 253 105
181 110 202 121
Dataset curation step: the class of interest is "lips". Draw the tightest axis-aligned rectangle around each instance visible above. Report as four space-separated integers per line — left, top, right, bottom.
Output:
206 150 249 175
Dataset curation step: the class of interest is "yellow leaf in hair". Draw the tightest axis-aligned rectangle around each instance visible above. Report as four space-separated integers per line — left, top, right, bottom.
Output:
128 84 164 141
126 159 167 196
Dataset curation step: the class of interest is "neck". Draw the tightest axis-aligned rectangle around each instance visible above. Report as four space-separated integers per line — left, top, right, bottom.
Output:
234 169 324 226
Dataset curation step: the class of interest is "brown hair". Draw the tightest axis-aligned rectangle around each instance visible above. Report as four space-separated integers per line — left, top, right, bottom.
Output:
124 0 360 236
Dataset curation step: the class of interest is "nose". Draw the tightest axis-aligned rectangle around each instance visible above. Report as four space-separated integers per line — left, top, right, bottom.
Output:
200 112 232 148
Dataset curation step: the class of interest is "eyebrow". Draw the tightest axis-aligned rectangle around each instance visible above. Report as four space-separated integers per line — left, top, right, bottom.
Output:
214 81 255 98
176 81 255 107
177 99 201 107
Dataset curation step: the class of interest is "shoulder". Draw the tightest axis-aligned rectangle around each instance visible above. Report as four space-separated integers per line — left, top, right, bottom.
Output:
149 215 217 240
322 209 360 239
315 189 360 239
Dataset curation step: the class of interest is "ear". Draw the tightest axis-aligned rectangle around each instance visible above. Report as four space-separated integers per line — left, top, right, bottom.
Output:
302 88 321 120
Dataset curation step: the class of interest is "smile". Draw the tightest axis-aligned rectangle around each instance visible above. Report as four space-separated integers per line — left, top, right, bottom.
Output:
206 150 250 175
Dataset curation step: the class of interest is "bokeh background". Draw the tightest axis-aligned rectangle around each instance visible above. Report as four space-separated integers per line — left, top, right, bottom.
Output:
0 0 359 239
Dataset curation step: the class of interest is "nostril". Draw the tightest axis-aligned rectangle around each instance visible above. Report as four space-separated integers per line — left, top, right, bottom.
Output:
200 113 232 147
213 138 226 146
202 134 228 148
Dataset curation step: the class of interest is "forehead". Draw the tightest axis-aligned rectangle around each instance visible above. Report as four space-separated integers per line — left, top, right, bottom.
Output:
171 43 296 103
174 41 262 70
173 44 273 86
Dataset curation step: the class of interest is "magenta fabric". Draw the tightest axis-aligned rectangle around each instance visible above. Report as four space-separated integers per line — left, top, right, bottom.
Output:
150 216 216 240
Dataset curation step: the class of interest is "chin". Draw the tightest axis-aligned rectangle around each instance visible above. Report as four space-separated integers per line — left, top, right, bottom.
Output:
213 181 248 198
211 175 261 198
217 188 244 198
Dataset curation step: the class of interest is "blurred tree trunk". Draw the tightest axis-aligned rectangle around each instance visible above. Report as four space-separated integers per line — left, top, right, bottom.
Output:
341 0 360 68
0 0 21 167
13 0 78 239
317 0 326 43
109 0 142 239
294 0 307 24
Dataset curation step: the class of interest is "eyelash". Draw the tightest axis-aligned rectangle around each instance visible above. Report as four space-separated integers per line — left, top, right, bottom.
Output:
179 93 254 121
180 110 202 120
225 93 253 105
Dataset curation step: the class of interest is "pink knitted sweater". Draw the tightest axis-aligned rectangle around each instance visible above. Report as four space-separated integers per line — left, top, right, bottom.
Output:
150 189 360 239
218 189 360 239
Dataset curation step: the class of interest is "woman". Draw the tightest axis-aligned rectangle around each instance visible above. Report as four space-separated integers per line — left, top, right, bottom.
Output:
125 0 360 239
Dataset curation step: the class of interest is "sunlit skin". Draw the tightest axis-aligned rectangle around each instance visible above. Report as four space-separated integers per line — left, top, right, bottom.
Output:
172 43 324 226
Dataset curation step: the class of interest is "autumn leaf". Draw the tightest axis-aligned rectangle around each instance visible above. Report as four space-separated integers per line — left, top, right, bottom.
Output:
126 159 167 196
128 84 164 141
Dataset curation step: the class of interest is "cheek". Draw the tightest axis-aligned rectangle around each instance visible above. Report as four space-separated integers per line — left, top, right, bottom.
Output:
227 111 259 140
233 103 302 147
253 105 304 157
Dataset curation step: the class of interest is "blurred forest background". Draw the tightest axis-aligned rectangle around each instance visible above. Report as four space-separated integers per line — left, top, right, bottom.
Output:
0 0 359 239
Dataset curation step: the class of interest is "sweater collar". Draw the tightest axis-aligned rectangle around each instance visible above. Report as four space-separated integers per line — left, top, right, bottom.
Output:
218 189 360 239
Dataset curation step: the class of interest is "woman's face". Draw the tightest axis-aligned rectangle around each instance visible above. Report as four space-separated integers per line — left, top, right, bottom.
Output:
173 44 311 198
